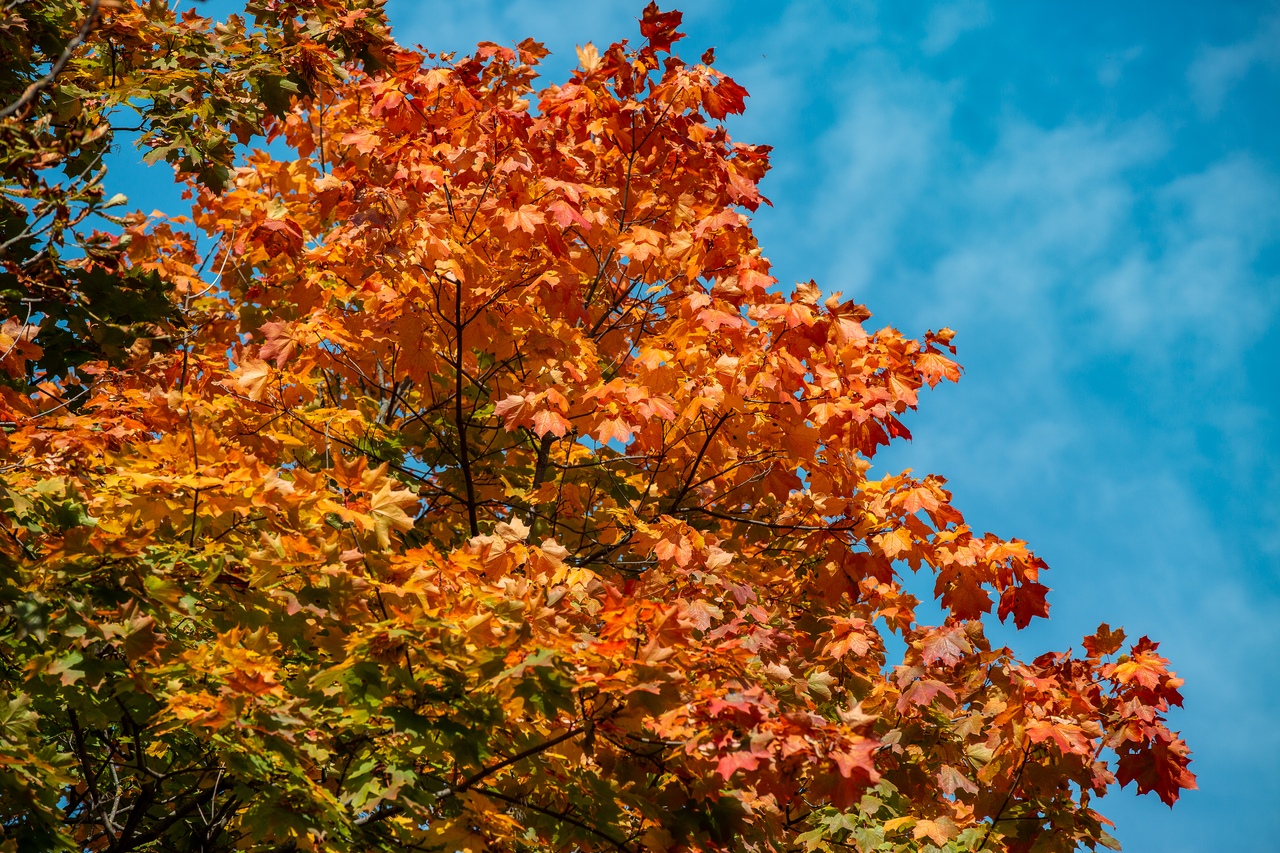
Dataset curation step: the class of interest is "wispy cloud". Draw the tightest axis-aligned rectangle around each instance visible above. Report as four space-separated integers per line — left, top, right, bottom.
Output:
813 60 956 296
1188 13 1280 115
921 0 990 56
1095 155 1280 361
1098 45 1144 87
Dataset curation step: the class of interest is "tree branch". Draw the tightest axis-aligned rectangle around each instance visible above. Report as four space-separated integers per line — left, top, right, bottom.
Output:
978 743 1033 851
666 414 730 513
354 726 585 828
1 0 102 119
451 274 479 537
478 787 634 853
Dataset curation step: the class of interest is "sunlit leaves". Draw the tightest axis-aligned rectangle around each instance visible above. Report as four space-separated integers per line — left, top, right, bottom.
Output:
0 2 1194 852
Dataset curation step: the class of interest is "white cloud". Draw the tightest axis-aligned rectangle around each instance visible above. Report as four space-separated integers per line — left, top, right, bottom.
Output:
709 0 880 150
1188 13 1280 115
828 115 1279 378
921 0 991 56
814 61 956 295
1087 155 1280 365
1098 45 1144 87
867 119 1167 348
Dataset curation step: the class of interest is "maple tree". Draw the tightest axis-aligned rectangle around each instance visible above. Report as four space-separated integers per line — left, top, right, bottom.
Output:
0 2 1195 852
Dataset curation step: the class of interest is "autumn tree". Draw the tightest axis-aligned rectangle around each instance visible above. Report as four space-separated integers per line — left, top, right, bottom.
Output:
0 3 1194 852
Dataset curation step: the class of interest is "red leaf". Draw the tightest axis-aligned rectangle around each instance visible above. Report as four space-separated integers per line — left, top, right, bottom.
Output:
1026 719 1092 756
831 739 879 782
920 626 971 667
639 3 684 53
1116 731 1197 806
716 750 762 780
1084 623 1127 658
998 580 1051 629
259 320 296 367
896 678 958 713
532 409 570 437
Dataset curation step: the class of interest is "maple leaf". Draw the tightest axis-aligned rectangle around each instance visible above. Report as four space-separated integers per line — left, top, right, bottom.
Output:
369 480 419 548
999 579 1051 629
342 129 381 154
679 599 723 631
1084 623 1127 658
917 351 962 387
531 409 570 437
877 527 914 560
594 416 633 445
898 485 940 515
705 75 749 120
252 217 305 255
936 565 994 620
1116 732 1197 806
234 358 273 401
920 626 972 667
824 617 871 659
546 197 591 230
830 740 875 777
1027 718 1092 756
259 320 297 367
716 750 762 780
639 2 684 53
654 535 692 567
937 764 979 796
494 393 530 422
576 42 601 73
914 817 958 846
896 678 958 713
1110 642 1179 694
503 204 545 234
0 320 42 378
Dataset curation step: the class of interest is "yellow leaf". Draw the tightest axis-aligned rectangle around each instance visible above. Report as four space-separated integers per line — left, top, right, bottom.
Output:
877 527 914 560
234 358 272 401
914 817 958 845
883 817 916 834
576 42 601 73
370 480 419 548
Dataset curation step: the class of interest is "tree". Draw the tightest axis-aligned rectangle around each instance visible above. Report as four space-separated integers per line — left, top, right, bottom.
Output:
0 3 1194 852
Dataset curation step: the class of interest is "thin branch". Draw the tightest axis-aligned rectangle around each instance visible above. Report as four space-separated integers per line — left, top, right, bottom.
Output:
672 503 855 533
455 726 584 795
0 300 34 362
978 743 1033 851
451 274 479 537
478 787 634 853
69 709 116 845
666 414 730 513
1 0 102 119
355 727 586 828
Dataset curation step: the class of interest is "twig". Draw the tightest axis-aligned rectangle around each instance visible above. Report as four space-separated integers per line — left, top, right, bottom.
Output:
978 743 1033 850
0 0 103 119
0 300 35 362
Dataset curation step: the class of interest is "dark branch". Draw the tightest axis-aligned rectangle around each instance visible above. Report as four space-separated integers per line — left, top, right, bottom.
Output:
1 0 103 119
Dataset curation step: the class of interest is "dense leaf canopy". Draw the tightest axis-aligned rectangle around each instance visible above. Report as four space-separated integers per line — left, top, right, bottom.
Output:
0 2 1193 852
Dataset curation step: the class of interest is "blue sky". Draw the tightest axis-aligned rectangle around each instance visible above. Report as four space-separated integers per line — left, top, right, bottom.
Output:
113 1 1279 849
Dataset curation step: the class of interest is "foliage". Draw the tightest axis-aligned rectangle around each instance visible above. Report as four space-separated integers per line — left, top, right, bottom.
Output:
0 3 1194 852
0 0 394 372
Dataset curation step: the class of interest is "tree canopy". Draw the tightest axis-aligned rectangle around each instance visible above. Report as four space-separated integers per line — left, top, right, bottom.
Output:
0 2 1194 852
